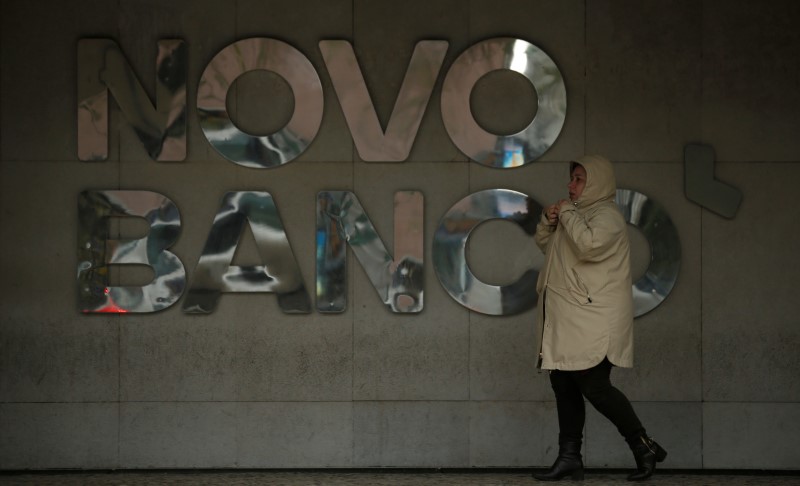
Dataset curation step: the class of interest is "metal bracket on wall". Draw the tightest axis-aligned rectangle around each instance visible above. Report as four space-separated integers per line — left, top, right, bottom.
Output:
684 143 743 219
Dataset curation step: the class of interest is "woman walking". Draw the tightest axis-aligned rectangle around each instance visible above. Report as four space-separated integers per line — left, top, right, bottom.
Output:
533 155 666 481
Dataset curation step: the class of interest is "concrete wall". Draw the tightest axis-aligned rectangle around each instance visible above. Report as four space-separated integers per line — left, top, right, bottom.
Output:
2 0 799 470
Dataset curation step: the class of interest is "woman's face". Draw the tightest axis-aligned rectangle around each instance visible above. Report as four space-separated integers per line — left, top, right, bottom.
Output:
568 164 587 201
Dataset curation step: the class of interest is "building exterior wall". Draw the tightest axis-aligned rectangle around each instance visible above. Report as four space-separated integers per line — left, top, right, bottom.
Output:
1 0 799 470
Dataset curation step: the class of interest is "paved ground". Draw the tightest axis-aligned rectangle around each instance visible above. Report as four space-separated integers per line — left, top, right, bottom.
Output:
1 470 799 485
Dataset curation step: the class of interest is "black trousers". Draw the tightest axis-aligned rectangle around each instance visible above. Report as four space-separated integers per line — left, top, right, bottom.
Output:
549 357 645 444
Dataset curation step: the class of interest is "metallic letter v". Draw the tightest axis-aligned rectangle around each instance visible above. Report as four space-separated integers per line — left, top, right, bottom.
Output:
319 40 448 161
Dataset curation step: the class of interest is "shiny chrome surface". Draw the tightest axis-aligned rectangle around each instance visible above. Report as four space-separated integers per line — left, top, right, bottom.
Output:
77 190 186 313
197 38 323 168
616 189 681 317
183 192 310 314
316 191 424 313
433 189 541 315
441 38 566 167
77 39 187 161
319 40 448 161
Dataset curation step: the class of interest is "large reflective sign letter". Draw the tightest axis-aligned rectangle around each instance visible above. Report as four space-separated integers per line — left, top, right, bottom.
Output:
183 192 310 314
616 189 681 317
78 190 186 313
77 39 187 161
441 38 566 167
316 191 423 313
320 40 447 161
433 189 541 315
198 38 323 168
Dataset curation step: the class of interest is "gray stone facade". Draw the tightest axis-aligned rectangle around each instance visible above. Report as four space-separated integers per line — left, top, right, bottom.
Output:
1 0 799 470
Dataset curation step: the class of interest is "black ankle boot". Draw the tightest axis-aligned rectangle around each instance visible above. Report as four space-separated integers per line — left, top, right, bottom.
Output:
533 440 584 481
627 435 667 481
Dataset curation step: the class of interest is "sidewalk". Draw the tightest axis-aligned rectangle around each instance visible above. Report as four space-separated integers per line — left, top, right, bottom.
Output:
2 470 799 485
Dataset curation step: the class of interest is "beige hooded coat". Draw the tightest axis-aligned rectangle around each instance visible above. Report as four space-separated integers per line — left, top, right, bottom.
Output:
535 155 634 370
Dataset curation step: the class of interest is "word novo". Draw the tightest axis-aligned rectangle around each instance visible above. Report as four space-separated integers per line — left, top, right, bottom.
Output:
77 37 565 167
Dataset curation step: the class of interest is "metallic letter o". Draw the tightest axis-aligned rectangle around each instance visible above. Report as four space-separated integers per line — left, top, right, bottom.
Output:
441 38 566 168
197 38 323 168
616 189 681 317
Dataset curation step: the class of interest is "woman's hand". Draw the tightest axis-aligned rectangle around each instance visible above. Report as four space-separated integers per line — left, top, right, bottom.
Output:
545 200 572 225
544 203 560 225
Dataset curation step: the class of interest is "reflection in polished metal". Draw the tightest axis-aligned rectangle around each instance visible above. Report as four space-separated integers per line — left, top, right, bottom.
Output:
441 38 566 167
316 191 423 313
197 38 323 168
77 39 187 161
319 40 448 161
433 189 541 315
183 192 310 314
616 189 681 317
78 190 186 313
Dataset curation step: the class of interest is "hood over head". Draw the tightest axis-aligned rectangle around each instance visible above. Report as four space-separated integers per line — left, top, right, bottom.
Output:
571 154 617 207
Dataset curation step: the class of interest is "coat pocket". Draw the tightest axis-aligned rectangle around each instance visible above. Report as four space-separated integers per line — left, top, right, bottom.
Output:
569 268 592 305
